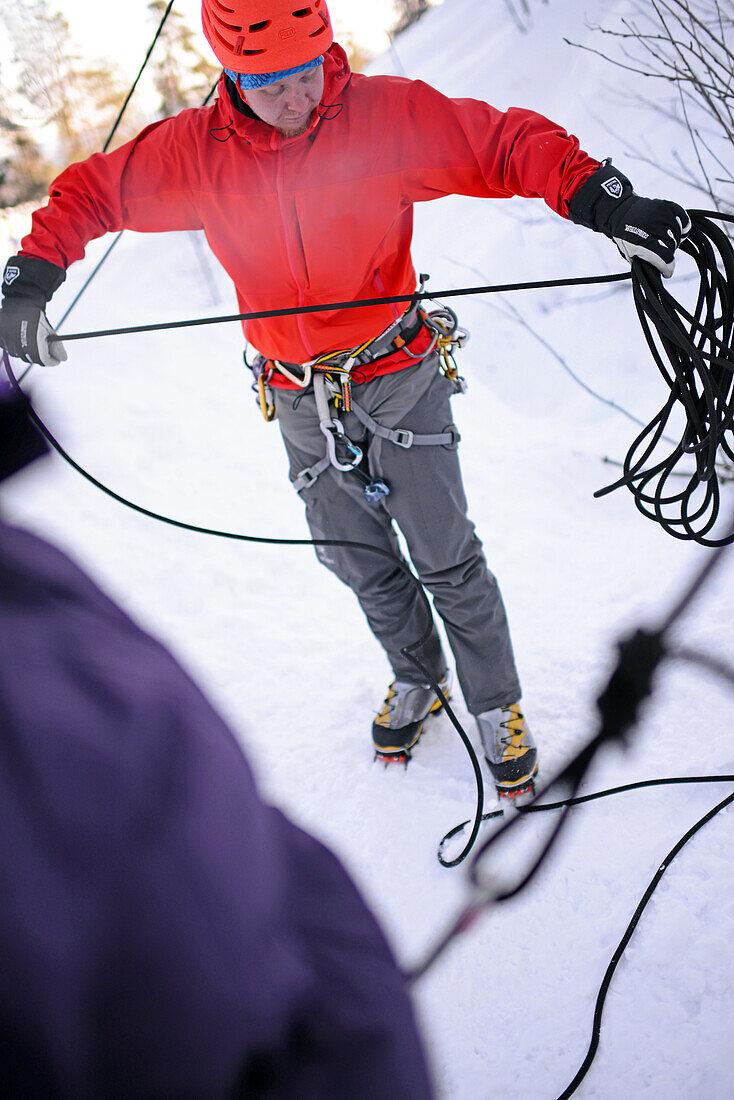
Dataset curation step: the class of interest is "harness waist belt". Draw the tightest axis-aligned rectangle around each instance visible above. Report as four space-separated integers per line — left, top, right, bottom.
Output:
276 303 425 385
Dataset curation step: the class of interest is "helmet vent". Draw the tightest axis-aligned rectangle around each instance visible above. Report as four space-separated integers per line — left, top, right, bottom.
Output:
214 26 239 49
202 0 333 69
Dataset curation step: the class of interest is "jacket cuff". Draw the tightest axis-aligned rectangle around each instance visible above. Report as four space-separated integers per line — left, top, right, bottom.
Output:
2 255 67 306
567 160 634 233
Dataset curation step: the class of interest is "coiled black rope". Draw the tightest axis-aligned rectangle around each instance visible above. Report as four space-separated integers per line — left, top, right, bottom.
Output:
595 210 734 546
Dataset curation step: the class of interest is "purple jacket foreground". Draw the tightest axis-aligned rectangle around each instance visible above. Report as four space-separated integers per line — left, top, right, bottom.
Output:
0 518 433 1098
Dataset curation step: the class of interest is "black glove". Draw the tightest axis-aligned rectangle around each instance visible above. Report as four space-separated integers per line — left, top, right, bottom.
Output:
0 255 68 366
568 161 691 278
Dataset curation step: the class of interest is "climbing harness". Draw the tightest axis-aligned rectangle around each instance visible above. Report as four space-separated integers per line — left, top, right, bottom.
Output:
248 282 428 403
290 369 462 497
246 283 469 502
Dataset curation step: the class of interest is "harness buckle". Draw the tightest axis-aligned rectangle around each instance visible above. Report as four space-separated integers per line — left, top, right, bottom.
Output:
392 428 414 449
320 419 364 472
296 467 319 490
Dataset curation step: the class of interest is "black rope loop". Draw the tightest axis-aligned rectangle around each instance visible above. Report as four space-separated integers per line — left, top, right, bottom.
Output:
595 210 734 546
51 271 632 344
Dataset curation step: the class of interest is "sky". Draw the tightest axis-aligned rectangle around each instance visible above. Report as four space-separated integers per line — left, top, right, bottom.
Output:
54 0 407 78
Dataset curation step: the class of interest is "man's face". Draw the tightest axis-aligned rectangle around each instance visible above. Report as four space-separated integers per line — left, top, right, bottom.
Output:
244 65 325 137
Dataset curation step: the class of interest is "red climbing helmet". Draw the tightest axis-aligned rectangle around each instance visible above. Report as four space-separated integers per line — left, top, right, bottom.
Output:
201 0 333 73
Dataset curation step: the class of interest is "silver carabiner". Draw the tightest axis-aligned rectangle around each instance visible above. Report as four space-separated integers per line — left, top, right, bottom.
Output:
320 419 364 472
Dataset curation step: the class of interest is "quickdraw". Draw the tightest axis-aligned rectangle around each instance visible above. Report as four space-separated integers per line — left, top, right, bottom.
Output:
424 304 469 388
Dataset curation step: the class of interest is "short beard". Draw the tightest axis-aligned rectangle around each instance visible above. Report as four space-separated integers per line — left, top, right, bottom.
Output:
275 113 313 138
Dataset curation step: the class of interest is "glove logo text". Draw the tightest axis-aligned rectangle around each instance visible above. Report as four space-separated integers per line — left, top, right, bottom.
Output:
4 266 20 286
601 177 623 199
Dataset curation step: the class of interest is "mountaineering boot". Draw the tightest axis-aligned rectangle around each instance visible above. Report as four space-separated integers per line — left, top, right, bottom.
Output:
373 674 451 765
476 703 538 800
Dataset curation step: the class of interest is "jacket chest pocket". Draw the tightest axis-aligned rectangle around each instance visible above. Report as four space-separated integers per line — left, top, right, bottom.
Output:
294 175 406 297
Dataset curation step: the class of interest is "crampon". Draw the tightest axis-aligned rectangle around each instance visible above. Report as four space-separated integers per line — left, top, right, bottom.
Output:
496 776 536 805
374 747 412 768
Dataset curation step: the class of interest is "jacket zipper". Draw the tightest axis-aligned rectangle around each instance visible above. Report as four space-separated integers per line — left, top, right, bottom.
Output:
374 267 400 321
274 136 312 358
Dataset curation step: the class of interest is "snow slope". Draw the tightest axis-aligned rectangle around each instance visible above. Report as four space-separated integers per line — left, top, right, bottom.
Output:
5 1 734 1096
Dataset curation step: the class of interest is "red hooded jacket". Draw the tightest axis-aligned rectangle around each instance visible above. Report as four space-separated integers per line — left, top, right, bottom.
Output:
21 45 599 384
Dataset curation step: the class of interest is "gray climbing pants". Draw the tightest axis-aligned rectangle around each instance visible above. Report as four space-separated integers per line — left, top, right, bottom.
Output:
273 352 521 715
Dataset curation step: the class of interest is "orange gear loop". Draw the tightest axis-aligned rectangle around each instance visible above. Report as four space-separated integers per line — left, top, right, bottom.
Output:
201 0 333 73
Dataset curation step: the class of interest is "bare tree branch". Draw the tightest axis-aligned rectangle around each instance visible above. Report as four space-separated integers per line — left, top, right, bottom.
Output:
663 0 734 64
567 0 734 213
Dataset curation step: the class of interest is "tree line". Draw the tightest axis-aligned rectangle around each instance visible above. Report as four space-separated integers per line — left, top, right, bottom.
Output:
0 1 427 211
0 0 220 208
2 1 730 213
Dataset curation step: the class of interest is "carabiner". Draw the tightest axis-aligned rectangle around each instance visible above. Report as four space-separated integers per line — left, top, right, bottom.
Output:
257 374 275 421
320 419 363 472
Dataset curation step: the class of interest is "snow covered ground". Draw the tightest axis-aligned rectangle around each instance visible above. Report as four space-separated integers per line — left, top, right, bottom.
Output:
4 0 734 1096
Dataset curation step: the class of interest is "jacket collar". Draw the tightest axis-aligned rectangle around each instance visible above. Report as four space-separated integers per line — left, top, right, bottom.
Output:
219 44 352 149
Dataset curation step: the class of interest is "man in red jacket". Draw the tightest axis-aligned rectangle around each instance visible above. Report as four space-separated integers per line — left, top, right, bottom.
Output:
0 0 690 798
